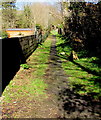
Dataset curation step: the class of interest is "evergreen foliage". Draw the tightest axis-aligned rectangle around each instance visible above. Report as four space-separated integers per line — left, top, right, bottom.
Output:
63 2 101 58
2 0 17 29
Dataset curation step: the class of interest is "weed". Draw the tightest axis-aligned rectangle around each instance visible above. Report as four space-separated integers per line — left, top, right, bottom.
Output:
20 64 30 69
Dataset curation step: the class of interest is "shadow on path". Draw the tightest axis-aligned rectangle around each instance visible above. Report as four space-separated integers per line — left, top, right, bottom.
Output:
72 60 101 77
45 36 101 119
44 36 70 118
59 88 101 119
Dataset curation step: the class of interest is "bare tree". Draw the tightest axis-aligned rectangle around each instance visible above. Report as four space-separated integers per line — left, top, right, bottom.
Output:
31 2 62 29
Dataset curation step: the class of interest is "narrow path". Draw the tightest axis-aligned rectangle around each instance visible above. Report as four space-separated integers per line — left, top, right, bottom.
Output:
2 36 69 118
2 36 100 119
29 36 70 118
41 36 70 118
35 36 101 119
47 37 100 119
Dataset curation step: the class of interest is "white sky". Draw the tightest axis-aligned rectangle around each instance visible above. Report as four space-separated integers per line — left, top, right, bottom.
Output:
16 0 60 9
16 0 57 9
16 0 59 2
16 0 99 2
16 0 99 9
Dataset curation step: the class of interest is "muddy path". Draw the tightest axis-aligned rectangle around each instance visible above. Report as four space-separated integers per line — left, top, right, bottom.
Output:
2 36 101 119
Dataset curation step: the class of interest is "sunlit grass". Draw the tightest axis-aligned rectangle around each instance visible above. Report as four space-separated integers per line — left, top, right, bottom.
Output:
56 36 101 100
76 57 101 73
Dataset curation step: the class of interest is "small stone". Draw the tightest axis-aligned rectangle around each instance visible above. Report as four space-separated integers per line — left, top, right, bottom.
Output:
13 101 17 103
60 52 65 55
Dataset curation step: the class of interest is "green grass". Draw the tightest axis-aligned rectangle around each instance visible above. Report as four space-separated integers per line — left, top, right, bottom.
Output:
50 30 58 36
76 57 101 74
56 35 72 58
2 38 51 103
56 36 101 100
20 64 30 69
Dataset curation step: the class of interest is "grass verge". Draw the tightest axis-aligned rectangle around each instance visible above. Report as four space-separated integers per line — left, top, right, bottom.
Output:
2 38 51 103
56 35 101 100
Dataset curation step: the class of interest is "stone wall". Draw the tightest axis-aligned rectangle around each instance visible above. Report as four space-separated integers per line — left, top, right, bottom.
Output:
2 31 50 92
19 35 38 62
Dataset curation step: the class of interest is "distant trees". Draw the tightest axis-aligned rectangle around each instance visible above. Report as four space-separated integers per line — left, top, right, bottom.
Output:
15 4 33 28
2 1 62 30
2 0 17 29
23 4 33 28
15 12 25 28
0 10 2 32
